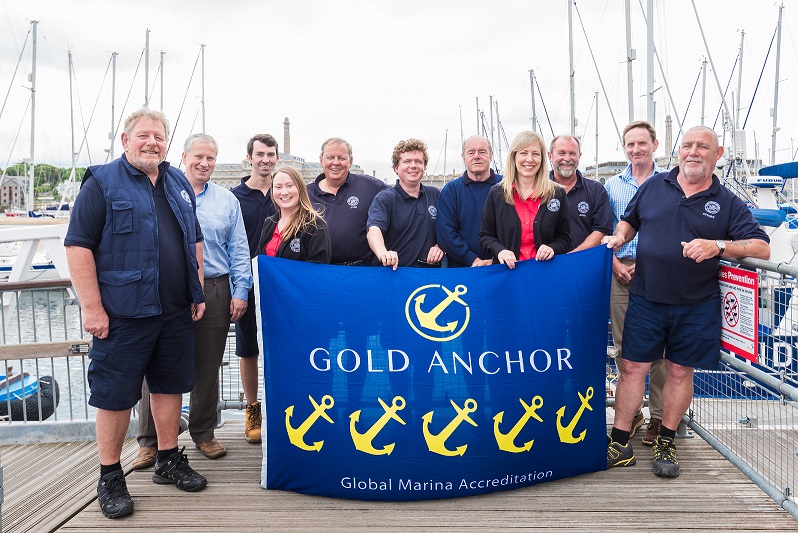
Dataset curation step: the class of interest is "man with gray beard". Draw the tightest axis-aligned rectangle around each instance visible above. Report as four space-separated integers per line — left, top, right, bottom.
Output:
548 135 612 251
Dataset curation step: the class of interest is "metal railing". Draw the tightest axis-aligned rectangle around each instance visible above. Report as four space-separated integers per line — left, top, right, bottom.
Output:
685 256 798 519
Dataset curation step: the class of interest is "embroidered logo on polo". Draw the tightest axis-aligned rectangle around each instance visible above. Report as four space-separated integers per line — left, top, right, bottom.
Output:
578 201 589 214
428 206 438 218
347 196 360 208
180 190 192 204
290 238 301 253
547 199 561 212
704 201 721 215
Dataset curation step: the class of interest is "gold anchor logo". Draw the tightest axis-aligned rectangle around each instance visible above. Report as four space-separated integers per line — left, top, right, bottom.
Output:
493 396 544 453
349 396 406 455
422 398 477 456
284 394 335 452
405 284 470 342
555 387 594 444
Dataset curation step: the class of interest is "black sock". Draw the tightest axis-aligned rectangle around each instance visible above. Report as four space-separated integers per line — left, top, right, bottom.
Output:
157 447 179 462
659 425 676 439
610 427 630 446
100 462 122 476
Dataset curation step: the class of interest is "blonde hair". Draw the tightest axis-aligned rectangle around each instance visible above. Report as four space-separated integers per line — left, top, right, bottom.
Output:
271 166 325 240
500 131 556 204
123 108 170 140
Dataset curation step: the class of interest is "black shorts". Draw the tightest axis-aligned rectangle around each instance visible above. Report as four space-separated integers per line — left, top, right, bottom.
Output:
623 294 722 370
235 291 260 358
87 311 195 410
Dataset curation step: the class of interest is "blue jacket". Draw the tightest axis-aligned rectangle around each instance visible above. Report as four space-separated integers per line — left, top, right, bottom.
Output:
436 170 500 267
89 157 204 318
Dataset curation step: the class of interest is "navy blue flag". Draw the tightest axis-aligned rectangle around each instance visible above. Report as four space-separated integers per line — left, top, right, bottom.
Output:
256 246 612 500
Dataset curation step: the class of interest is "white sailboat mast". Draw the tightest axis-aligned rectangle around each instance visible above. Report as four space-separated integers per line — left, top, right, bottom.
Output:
144 29 150 108
624 0 634 123
646 0 655 125
69 51 76 180
529 70 537 134
770 3 783 166
567 0 576 136
109 52 117 160
160 50 165 112
27 20 38 215
736 31 745 131
201 44 206 133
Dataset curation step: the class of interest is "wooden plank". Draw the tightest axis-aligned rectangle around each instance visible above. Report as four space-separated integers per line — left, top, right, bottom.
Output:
1 438 138 533
0 340 91 360
50 421 797 532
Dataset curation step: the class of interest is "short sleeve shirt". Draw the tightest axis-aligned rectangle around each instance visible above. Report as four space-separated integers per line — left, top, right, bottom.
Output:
623 168 769 305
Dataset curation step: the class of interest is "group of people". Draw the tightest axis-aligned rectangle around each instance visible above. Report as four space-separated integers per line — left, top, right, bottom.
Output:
64 107 770 520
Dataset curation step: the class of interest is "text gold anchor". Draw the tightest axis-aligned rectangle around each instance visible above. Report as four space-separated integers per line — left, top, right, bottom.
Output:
349 396 406 455
555 387 594 444
285 394 334 452
414 285 467 333
493 396 544 453
422 398 477 456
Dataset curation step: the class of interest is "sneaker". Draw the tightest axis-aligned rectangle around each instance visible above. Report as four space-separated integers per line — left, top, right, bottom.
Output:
629 411 645 439
196 438 227 459
97 469 134 519
653 435 680 478
642 417 662 446
152 447 208 492
607 435 636 468
131 446 156 470
245 401 262 444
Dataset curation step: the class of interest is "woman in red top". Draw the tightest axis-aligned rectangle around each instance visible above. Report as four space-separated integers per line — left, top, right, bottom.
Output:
480 131 571 268
256 167 331 263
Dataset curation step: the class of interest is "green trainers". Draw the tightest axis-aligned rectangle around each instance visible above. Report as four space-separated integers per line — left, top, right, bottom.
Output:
607 435 636 468
653 436 680 478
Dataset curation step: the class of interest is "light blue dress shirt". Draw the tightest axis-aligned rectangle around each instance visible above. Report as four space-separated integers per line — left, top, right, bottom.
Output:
604 162 664 260
196 181 252 300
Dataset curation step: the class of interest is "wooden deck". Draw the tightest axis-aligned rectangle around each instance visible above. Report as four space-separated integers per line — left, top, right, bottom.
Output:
2 420 796 532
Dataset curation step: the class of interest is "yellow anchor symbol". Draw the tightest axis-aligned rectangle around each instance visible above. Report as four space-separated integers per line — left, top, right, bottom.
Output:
493 396 544 453
422 398 478 456
349 396 406 455
284 394 335 452
414 285 467 333
555 387 594 444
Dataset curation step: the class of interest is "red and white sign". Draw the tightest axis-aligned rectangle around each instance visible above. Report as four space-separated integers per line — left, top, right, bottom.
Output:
718 265 758 362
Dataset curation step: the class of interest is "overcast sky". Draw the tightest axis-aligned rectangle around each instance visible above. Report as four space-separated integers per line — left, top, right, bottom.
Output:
1 0 796 181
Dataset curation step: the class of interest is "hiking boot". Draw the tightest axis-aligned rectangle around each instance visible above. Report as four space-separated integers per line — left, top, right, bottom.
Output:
196 438 227 459
131 446 156 470
97 469 134 518
152 447 208 492
642 417 662 446
607 435 636 468
653 435 680 478
245 401 262 444
629 411 645 439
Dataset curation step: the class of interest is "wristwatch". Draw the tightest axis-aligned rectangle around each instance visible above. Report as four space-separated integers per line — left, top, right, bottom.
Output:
715 240 726 257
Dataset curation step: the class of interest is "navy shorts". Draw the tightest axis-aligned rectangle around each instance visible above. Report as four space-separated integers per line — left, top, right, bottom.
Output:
234 291 260 358
87 311 195 410
622 294 721 370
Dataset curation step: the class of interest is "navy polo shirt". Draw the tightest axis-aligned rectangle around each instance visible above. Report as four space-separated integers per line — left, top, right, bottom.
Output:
550 170 613 249
367 182 441 267
308 172 389 264
230 176 276 258
623 168 768 305
151 174 190 315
